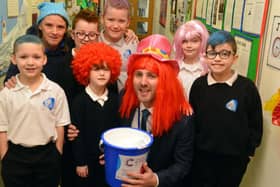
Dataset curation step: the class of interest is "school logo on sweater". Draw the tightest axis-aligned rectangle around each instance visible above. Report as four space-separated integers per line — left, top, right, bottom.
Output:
43 97 55 110
225 99 238 112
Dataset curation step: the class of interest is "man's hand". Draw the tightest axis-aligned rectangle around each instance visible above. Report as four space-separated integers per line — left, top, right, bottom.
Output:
125 29 139 44
121 163 158 187
99 154 105 165
67 124 79 141
4 76 17 89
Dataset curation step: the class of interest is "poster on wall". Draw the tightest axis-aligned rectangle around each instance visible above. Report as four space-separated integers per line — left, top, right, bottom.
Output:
242 0 265 35
232 0 245 30
211 0 225 30
170 0 177 33
159 0 168 27
7 0 19 17
233 35 252 76
267 16 280 70
176 0 190 25
223 0 234 32
206 0 214 25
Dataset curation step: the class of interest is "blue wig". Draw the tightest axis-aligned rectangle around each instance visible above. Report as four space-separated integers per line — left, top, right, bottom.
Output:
207 31 237 53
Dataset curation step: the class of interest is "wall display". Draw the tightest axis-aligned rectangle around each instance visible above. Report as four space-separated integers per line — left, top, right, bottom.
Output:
177 0 189 24
211 0 225 30
206 0 214 25
159 0 168 27
223 0 234 32
170 0 177 33
242 0 265 35
196 0 203 18
233 35 252 76
232 0 245 30
267 16 280 70
7 0 19 17
185 0 193 21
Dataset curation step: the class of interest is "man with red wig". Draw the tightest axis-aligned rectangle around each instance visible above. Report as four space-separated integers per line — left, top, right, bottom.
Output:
119 34 194 187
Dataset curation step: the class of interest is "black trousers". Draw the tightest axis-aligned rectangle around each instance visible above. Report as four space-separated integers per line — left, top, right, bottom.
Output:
1 142 61 187
191 151 250 187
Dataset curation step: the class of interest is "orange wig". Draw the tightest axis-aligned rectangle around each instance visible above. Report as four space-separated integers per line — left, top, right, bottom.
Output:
72 42 122 86
119 56 193 136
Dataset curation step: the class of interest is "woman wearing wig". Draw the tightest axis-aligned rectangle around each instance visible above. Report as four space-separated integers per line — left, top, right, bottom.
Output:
119 34 194 187
71 42 121 187
173 20 209 98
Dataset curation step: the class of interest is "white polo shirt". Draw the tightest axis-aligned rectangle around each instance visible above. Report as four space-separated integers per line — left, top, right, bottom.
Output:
178 59 205 99
99 31 137 91
0 74 70 147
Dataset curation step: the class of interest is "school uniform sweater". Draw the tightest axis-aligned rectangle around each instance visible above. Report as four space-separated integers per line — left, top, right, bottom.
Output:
189 74 263 157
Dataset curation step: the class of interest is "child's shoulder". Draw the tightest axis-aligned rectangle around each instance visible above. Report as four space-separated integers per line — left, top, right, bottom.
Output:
193 74 208 85
235 74 257 88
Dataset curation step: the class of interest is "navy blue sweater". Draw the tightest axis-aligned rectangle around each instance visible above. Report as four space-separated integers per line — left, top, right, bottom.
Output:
189 74 263 157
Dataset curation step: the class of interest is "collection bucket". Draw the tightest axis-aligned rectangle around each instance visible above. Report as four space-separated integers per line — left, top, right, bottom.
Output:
101 127 153 187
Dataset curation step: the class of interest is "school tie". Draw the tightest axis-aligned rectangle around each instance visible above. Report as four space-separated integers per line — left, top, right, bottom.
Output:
141 109 150 131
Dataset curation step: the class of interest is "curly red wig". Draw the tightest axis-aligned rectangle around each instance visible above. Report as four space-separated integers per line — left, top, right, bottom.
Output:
72 42 122 86
119 56 193 137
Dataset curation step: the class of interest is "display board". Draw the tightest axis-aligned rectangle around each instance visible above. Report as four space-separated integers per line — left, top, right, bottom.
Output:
195 0 269 81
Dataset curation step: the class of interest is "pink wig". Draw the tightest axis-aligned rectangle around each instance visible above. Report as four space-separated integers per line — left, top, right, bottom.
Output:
173 20 209 61
119 56 193 137
72 42 121 86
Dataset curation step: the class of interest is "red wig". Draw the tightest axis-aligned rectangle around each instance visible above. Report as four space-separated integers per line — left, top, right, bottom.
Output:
72 42 122 86
119 56 193 136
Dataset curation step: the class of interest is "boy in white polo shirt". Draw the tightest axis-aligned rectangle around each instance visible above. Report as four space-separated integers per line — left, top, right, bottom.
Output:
0 34 70 187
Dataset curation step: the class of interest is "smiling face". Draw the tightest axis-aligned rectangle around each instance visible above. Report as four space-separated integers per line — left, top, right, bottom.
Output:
11 43 47 83
71 19 99 50
133 69 158 108
102 6 130 42
182 36 202 62
206 43 238 81
38 15 67 50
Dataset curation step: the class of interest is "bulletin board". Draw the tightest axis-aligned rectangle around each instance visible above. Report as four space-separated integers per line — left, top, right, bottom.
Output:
194 0 269 81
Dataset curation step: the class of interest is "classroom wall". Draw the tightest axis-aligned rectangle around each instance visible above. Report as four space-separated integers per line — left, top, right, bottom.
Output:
240 0 280 186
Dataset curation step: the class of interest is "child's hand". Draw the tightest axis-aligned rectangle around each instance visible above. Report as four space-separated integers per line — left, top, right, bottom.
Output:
0 147 8 160
76 165 88 178
125 29 139 44
4 76 17 89
67 124 79 141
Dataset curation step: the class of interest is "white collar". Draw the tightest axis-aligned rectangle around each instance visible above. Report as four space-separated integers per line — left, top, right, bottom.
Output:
207 71 238 86
85 86 108 106
139 103 153 114
13 73 49 92
179 60 204 72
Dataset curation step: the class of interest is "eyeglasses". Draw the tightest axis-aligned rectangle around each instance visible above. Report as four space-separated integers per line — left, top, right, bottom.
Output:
74 31 99 41
206 50 235 59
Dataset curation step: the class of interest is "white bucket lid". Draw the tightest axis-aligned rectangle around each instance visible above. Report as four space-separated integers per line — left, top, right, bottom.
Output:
102 127 153 149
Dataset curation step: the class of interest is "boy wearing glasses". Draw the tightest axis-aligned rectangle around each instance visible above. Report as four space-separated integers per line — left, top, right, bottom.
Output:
189 31 263 187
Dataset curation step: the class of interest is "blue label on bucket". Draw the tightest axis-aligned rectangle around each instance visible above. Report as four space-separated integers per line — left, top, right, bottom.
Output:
115 153 148 180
